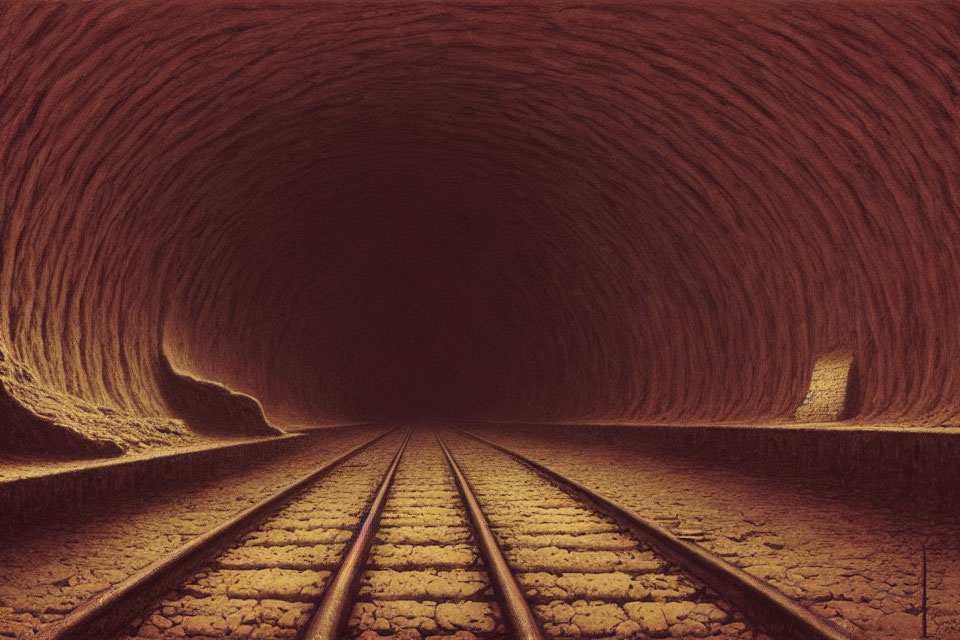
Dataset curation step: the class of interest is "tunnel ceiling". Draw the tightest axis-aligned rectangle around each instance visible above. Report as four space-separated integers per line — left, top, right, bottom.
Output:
1 0 959 447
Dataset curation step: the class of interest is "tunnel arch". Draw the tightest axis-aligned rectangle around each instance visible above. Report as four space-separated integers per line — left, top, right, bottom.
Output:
1 0 958 452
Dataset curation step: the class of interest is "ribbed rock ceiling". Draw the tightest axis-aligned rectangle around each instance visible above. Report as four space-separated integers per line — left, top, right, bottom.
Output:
1 1 958 451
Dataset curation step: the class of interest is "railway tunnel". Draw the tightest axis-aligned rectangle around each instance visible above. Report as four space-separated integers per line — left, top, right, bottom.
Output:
1 1 959 639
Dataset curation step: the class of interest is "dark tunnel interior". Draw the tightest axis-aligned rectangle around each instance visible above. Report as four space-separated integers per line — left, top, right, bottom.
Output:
2 4 960 639
1 0 959 455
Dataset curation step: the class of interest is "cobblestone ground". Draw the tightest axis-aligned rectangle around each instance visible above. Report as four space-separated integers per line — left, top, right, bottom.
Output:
0 427 386 639
348 429 505 639
444 433 767 640
475 428 960 640
120 432 405 640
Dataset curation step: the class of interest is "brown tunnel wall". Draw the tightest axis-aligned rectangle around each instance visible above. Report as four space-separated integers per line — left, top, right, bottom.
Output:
1 1 959 451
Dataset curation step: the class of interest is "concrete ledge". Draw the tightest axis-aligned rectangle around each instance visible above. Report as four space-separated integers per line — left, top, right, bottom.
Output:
0 425 376 526
468 422 960 501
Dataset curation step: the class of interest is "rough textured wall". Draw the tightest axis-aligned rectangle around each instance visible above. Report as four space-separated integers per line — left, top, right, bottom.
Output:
795 352 856 423
1 0 958 451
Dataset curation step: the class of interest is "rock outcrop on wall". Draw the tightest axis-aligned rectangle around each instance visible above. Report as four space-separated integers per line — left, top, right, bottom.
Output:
0 348 196 456
156 354 280 437
1 1 958 453
795 352 857 423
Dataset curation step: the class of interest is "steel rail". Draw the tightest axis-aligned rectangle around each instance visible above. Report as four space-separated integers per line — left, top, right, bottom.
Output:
301 428 413 639
434 429 546 640
36 427 399 640
452 427 852 640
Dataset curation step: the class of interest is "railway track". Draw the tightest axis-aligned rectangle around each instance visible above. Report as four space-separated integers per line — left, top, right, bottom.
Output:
33 426 852 640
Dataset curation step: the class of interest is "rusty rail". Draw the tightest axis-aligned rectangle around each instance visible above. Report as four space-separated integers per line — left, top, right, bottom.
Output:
301 428 413 639
452 427 853 640
435 429 545 640
36 427 399 640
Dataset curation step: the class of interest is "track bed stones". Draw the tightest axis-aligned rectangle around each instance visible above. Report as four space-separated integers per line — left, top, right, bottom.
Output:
119 435 403 640
477 428 960 639
347 430 506 638
59 428 791 640
444 433 764 639
0 430 384 639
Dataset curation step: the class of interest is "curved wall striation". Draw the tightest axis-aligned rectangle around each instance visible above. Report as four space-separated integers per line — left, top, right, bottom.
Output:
1 0 958 452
